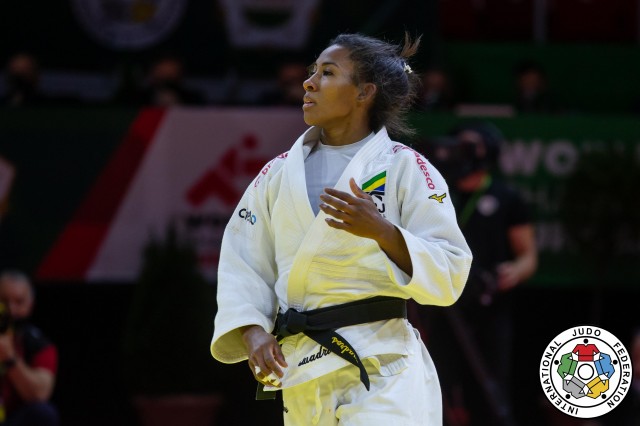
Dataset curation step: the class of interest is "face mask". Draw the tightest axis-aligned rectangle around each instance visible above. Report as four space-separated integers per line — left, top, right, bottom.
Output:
424 138 486 183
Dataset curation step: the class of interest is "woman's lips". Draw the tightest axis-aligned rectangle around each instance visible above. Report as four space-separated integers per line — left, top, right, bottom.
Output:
303 96 315 109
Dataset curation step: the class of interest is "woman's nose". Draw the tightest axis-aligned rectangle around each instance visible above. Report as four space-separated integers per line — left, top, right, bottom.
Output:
303 76 316 92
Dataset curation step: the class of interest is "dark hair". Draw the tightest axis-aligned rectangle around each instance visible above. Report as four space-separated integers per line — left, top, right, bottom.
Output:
329 32 421 139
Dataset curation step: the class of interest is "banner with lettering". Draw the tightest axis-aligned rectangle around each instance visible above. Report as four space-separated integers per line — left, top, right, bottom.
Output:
411 114 640 288
1 109 637 286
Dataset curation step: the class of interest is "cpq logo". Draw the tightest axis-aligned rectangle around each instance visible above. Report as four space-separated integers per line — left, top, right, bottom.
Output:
539 325 633 419
238 208 256 225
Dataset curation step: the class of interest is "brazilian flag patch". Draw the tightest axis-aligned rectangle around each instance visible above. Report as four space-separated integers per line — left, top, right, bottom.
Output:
361 171 386 196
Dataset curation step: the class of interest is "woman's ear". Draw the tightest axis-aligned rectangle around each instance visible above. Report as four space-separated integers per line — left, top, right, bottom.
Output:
357 83 377 103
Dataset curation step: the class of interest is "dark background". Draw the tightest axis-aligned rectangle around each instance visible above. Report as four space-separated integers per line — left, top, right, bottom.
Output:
0 1 437 75
29 285 638 425
2 1 639 425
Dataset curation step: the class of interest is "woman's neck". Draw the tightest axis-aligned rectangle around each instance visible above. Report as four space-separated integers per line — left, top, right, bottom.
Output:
320 123 372 146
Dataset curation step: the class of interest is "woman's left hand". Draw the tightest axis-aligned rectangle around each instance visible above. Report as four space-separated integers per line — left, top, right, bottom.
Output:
320 177 413 276
319 178 394 241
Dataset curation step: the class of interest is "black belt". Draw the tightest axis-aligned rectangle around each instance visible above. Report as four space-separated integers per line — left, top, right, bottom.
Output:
257 296 407 400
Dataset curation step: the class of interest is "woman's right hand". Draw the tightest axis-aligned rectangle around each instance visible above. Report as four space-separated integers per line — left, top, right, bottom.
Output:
241 325 288 386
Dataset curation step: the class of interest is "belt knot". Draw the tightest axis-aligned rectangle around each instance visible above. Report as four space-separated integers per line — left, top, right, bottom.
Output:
277 308 307 337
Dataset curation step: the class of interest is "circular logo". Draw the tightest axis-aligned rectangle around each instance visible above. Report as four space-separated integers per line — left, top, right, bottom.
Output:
539 325 633 418
71 0 187 50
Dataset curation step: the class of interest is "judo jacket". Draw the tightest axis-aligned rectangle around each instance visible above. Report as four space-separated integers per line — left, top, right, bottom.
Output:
211 126 472 389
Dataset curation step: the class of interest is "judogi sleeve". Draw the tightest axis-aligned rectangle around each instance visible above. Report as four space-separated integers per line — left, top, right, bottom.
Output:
386 151 472 307
210 166 279 364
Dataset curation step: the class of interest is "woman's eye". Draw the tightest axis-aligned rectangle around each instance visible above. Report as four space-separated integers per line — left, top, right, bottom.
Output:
323 70 333 76
306 65 316 77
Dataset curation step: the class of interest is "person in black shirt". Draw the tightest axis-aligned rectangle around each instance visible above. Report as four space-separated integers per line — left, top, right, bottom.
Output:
0 271 59 426
417 120 537 426
513 61 556 115
413 66 456 113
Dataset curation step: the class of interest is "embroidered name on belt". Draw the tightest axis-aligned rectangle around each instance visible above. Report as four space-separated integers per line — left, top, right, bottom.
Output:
297 347 331 366
269 296 407 398
298 329 369 391
331 336 357 360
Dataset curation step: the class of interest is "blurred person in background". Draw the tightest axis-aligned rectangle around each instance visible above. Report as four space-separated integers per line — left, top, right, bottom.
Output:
0 271 58 426
513 60 555 114
413 66 456 113
0 157 22 273
417 120 537 426
258 61 309 106
130 54 206 107
1 53 48 108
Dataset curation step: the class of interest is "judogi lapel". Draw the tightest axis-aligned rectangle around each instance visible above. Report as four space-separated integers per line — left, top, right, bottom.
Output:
284 127 392 310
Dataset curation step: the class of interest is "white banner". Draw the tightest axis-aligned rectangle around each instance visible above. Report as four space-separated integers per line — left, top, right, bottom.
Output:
87 108 308 282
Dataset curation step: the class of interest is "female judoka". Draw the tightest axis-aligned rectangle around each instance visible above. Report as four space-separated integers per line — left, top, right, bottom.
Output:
211 32 472 425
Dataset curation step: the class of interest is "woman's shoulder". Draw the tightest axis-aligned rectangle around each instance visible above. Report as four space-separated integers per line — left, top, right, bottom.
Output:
387 141 445 191
388 142 432 172
389 141 427 161
252 151 289 189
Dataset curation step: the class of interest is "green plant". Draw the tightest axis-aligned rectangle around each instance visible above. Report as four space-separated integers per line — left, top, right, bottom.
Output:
121 224 220 396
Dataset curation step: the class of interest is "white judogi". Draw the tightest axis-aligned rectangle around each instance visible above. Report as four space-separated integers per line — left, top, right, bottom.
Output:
211 126 472 422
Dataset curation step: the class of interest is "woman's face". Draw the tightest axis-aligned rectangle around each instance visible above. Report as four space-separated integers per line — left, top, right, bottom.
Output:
302 45 363 130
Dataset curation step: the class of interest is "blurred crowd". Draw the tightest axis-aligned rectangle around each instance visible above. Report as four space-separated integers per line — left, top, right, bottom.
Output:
3 51 640 115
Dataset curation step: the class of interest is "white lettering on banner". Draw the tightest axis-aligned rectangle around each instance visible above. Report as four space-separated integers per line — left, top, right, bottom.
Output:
500 139 544 176
516 185 558 216
544 140 578 176
535 221 567 253
501 139 640 177
500 139 578 177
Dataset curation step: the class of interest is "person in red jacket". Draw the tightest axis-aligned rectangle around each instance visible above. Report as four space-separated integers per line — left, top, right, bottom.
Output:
0 271 58 426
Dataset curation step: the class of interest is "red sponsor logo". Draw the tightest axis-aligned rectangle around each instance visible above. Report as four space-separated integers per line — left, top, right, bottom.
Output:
393 144 436 190
254 151 288 187
186 134 269 207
